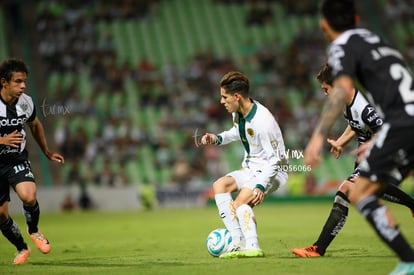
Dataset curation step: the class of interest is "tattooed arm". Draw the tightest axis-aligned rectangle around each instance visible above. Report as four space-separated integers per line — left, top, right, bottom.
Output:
304 75 354 168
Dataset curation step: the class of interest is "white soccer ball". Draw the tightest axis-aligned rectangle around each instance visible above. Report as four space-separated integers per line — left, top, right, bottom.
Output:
206 228 232 257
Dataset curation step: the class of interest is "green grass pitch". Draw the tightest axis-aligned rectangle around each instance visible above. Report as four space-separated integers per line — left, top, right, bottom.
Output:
1 201 413 274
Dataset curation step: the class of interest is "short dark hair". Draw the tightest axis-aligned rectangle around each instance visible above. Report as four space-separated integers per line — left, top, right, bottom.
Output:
220 71 249 97
0 58 29 88
316 63 334 85
320 0 356 32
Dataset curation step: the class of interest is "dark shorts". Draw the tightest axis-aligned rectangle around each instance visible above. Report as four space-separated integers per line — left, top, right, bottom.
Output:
347 165 360 182
0 160 36 205
358 123 414 186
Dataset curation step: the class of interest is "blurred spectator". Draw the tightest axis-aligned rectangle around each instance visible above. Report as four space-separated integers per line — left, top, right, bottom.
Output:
203 145 226 180
94 159 123 187
384 0 414 21
171 156 193 189
245 0 273 26
61 194 77 211
61 127 88 162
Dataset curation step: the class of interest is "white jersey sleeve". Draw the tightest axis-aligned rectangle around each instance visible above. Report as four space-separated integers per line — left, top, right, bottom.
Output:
216 112 241 145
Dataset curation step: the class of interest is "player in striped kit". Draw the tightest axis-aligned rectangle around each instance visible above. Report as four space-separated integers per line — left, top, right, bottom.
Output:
0 58 64 264
292 63 414 258
200 71 288 258
305 0 414 273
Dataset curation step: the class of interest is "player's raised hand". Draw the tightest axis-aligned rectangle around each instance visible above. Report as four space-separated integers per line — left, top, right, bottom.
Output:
1 130 23 148
327 138 343 159
201 133 218 145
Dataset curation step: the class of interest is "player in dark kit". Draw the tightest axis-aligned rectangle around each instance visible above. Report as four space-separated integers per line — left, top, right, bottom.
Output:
293 64 414 258
0 58 64 264
305 0 414 274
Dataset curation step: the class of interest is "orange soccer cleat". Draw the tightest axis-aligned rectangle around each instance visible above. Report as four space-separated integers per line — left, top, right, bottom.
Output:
292 245 321 258
13 248 31 264
28 230 51 254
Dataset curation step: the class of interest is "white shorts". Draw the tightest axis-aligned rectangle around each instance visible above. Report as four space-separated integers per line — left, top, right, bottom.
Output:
227 167 288 196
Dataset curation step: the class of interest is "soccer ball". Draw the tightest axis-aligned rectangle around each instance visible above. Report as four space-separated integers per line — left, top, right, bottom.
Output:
206 228 232 257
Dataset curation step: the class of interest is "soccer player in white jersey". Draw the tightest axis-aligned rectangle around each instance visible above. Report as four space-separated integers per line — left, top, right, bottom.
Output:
200 71 288 258
305 0 414 273
0 58 64 264
293 64 414 258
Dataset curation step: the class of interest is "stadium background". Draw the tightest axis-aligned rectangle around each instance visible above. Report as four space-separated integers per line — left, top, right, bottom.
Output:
0 0 413 212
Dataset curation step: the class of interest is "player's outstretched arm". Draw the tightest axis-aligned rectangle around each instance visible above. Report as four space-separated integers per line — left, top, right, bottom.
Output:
327 125 355 159
201 133 218 145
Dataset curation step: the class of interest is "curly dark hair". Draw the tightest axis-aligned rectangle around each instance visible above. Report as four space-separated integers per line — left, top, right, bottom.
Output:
316 63 334 85
0 58 29 89
220 71 249 97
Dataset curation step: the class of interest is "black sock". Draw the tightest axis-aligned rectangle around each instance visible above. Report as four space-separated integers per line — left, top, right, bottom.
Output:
382 184 414 211
357 195 414 262
314 191 349 256
0 217 28 251
24 200 40 234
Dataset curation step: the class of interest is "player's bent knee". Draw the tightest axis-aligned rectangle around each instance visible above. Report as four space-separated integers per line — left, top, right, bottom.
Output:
20 196 37 206
212 176 237 194
338 180 353 196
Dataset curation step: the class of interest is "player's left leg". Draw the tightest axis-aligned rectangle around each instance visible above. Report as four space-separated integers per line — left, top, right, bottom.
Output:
235 203 264 257
293 190 349 257
15 181 51 254
227 187 264 258
356 124 414 274
293 180 352 257
351 177 414 272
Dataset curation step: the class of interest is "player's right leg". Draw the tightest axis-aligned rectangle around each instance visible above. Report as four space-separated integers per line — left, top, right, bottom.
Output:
0 185 31 264
213 176 244 258
0 207 31 264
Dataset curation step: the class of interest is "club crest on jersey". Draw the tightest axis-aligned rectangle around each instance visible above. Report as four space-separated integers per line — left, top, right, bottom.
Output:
247 128 254 137
19 103 28 112
353 111 359 119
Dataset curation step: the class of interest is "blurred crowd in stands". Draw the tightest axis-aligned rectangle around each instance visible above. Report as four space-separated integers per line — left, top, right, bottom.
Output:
384 0 414 65
384 0 414 21
32 0 414 195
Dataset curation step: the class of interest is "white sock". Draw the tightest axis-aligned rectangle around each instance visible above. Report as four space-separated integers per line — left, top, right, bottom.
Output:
236 204 260 250
215 193 243 245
